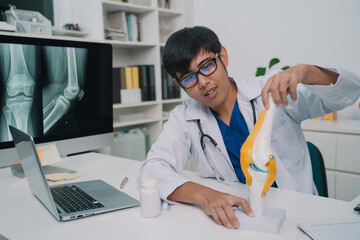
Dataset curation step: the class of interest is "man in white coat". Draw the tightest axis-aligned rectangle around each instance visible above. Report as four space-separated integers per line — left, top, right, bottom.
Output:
138 26 360 229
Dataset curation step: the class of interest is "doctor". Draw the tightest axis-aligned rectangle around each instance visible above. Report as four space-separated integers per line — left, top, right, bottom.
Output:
138 26 360 229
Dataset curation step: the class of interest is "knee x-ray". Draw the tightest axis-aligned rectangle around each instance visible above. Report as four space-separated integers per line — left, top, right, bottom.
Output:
0 43 87 141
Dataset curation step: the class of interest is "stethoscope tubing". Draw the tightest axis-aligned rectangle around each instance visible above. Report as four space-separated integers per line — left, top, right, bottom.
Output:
196 99 257 183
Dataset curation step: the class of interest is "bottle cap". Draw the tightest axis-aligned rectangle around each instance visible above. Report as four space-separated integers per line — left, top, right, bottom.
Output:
142 179 158 188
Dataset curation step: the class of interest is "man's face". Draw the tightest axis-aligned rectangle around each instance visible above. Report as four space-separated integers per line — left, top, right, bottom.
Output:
175 48 231 111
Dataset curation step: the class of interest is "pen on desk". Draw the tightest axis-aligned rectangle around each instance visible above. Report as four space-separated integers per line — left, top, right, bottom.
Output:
120 177 128 189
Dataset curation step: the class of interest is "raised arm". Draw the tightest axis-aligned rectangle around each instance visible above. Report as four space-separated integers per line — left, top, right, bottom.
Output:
262 64 339 109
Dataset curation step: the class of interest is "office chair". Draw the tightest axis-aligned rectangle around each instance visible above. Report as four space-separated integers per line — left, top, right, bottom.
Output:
307 141 328 197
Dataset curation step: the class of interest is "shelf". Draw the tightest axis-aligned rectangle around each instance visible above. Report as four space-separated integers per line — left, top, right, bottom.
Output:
0 31 97 43
113 117 160 128
113 101 158 109
104 39 157 48
103 0 155 14
158 8 183 17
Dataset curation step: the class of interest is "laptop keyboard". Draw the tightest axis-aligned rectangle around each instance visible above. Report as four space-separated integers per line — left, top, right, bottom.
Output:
51 185 104 213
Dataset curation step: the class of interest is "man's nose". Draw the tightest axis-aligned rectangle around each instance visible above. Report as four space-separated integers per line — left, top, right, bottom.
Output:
197 74 210 88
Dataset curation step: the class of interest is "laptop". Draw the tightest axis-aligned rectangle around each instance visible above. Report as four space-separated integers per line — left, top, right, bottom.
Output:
9 125 139 221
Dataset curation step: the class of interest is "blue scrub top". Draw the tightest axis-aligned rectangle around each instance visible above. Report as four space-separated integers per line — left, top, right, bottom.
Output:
211 99 277 187
211 99 249 183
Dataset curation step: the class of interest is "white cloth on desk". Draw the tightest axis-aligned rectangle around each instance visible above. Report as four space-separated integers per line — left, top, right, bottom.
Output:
138 67 360 202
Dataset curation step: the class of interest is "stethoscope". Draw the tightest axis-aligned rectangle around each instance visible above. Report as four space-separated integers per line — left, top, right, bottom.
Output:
196 99 257 184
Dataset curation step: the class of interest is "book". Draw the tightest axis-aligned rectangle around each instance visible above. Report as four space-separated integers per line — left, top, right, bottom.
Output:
126 14 138 42
171 73 181 98
133 15 139 41
175 87 181 98
120 67 127 90
147 65 156 100
167 72 174 99
161 65 168 99
112 68 121 103
131 66 140 89
137 20 141 42
126 14 133 41
124 66 133 89
139 65 149 101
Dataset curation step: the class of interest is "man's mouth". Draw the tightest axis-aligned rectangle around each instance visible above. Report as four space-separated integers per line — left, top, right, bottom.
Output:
204 87 217 96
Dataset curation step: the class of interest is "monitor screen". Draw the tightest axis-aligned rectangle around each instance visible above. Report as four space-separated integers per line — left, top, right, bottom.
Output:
0 34 113 168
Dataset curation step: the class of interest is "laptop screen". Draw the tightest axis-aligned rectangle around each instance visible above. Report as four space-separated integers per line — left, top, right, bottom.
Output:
9 125 60 220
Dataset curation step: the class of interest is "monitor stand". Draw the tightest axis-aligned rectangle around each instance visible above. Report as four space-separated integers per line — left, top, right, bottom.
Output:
11 164 77 178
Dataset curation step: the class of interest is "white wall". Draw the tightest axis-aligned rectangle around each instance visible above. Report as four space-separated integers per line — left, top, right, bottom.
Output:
53 0 73 28
190 0 360 119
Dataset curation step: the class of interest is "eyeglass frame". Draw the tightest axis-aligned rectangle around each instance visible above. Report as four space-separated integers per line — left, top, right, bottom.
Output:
176 53 220 89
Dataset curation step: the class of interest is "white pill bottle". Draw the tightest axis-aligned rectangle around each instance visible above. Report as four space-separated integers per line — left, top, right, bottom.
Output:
140 179 161 218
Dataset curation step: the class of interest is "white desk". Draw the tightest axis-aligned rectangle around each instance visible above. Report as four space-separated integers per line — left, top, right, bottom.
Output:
0 153 359 240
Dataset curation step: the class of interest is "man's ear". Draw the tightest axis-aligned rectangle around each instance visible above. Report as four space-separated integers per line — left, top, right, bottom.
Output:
219 46 229 67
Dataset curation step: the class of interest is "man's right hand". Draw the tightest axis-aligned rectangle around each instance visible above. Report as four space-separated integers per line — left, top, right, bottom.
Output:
167 182 254 229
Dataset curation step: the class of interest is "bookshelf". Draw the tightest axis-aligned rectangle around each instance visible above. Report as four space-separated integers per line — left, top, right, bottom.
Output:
68 0 188 147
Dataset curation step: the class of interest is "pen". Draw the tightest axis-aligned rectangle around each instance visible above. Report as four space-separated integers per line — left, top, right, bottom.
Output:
120 177 129 189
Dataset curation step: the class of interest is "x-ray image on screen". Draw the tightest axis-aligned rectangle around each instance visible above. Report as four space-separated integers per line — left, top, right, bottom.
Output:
0 43 88 141
42 46 87 134
0 43 42 141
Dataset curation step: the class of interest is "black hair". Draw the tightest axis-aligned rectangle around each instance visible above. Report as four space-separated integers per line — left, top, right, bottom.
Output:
162 26 222 79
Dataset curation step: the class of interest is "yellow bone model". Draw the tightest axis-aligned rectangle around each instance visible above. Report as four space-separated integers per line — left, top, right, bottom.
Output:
240 97 277 215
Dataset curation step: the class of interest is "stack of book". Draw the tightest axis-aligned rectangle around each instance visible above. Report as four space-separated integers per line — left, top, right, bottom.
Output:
106 11 128 41
113 65 156 103
105 11 140 42
161 65 181 100
105 27 127 41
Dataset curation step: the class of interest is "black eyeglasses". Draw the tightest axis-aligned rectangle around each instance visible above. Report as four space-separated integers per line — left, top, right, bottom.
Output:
178 53 219 89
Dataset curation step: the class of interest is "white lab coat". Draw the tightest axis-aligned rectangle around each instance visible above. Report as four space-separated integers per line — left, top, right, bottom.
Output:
138 68 360 201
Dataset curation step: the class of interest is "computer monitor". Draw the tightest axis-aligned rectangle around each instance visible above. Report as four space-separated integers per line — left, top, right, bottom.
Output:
0 34 113 169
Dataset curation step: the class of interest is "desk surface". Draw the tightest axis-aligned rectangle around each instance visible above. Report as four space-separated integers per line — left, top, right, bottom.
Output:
0 153 359 240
